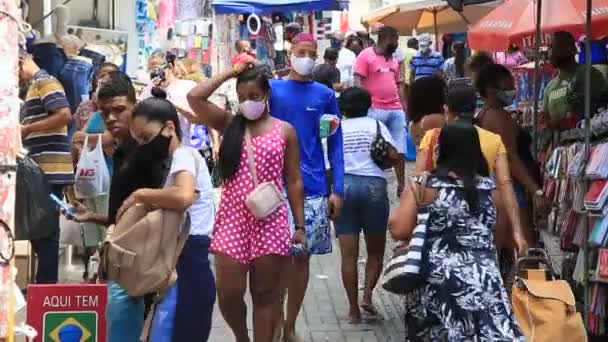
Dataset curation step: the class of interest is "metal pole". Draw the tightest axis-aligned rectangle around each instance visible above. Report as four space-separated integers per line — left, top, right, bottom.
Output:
583 0 593 326
433 9 439 51
531 0 542 157
30 0 74 28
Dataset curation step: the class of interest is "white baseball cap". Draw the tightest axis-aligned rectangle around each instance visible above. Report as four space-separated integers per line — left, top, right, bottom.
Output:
418 33 433 47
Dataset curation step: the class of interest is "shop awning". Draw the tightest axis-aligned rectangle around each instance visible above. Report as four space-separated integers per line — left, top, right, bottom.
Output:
361 0 501 36
212 0 348 14
468 0 608 51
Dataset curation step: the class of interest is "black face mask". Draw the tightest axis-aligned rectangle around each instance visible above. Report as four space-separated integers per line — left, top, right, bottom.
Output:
385 43 398 56
550 53 571 69
139 126 171 162
350 46 362 56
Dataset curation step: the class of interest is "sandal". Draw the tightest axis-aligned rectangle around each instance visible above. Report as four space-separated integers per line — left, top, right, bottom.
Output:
360 303 378 316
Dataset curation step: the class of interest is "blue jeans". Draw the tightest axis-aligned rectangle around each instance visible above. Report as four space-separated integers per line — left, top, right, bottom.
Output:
334 175 389 236
30 184 63 284
59 58 93 113
107 282 145 342
29 42 66 78
80 48 107 79
173 235 215 342
367 108 406 154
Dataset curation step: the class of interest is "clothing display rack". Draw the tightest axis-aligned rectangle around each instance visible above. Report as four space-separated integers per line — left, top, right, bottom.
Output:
543 123 608 336
535 0 608 336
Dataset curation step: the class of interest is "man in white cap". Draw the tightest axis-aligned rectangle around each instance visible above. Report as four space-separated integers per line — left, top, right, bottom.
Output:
409 33 444 81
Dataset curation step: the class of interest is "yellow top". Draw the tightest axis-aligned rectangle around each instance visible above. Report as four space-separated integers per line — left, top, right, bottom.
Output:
419 125 507 173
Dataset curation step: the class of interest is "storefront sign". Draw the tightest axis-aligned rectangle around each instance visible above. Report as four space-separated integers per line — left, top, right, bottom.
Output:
27 284 107 342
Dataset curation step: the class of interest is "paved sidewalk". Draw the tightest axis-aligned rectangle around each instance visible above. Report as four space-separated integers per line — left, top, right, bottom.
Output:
210 171 407 342
209 237 406 342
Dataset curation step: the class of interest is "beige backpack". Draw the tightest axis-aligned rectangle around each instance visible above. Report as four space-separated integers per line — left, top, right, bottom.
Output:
99 148 201 297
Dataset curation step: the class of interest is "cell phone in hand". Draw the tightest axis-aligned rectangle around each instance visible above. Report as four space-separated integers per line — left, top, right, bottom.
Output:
290 243 307 256
49 194 76 219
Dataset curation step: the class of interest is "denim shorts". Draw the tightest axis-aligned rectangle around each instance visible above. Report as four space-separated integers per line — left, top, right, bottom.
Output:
334 175 389 236
367 108 406 154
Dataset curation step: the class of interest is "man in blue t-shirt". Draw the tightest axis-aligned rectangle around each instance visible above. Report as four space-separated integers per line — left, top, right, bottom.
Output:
269 33 344 342
410 33 445 81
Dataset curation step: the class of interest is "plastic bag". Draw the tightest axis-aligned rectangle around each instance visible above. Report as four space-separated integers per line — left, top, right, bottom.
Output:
59 216 84 247
74 134 110 199
149 283 178 342
14 155 56 240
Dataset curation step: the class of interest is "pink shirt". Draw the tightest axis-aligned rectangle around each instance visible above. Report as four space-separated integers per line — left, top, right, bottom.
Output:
355 47 402 110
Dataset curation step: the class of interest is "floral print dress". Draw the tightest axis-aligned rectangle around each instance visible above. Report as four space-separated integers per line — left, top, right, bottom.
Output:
404 175 524 342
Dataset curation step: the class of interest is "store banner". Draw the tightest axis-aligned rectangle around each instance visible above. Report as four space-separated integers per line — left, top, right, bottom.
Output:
26 284 107 342
212 0 347 14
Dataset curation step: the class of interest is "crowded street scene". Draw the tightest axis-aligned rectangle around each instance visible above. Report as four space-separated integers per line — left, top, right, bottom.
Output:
2 0 608 341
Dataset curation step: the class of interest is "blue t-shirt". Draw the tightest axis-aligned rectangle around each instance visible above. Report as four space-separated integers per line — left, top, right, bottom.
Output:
269 79 344 196
410 51 445 80
85 111 114 177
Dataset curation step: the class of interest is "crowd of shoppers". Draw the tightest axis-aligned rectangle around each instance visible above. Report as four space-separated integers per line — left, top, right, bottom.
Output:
18 23 565 341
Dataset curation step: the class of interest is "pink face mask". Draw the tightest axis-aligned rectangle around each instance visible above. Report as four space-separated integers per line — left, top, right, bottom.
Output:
239 99 267 120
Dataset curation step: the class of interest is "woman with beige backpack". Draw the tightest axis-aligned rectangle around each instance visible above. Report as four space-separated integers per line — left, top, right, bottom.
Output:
117 90 216 341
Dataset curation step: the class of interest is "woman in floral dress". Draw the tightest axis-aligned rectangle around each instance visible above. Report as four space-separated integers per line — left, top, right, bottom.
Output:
389 121 524 342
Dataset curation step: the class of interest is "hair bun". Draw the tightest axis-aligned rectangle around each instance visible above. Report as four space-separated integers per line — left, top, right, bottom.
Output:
151 86 168 99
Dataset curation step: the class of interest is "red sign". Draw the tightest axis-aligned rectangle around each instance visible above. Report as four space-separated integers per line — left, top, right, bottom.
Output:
78 168 96 177
27 284 107 342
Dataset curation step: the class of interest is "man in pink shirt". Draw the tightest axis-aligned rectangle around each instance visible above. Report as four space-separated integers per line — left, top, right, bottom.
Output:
355 26 407 194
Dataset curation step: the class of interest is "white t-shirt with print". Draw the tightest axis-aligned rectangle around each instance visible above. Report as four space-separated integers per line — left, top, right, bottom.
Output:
164 146 214 236
337 48 357 88
342 117 396 178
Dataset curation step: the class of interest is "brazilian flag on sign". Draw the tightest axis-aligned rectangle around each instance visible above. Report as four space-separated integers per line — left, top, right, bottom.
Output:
43 312 97 342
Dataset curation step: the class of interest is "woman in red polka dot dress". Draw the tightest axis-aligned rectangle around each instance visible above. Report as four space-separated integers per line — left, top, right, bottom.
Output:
188 63 306 342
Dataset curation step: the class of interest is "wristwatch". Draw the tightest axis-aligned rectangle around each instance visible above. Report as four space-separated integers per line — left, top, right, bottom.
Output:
295 224 306 232
534 189 544 197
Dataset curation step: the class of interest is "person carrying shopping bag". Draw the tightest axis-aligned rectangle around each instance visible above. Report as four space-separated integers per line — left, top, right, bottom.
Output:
389 122 524 341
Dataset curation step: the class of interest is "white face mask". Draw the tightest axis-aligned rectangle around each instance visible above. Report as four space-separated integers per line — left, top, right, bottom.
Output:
239 99 267 120
290 55 315 76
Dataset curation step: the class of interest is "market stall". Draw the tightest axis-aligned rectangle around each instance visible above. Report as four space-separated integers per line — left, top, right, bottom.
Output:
470 0 608 337
210 0 348 110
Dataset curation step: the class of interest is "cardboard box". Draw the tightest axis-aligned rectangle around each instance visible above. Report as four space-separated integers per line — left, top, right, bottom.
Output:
14 241 31 289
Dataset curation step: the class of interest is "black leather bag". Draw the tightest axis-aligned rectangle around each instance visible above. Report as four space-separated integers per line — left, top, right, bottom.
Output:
15 155 57 240
370 120 392 169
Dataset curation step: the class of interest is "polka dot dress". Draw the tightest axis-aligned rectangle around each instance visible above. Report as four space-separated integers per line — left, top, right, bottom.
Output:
210 120 291 264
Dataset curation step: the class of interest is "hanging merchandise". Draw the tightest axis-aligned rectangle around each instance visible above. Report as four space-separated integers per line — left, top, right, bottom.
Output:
0 0 25 338
247 13 261 35
512 64 557 129
542 114 608 335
